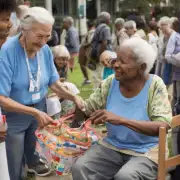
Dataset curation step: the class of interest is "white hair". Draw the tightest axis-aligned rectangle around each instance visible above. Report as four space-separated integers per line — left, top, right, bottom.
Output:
52 45 70 59
124 20 137 29
20 7 55 30
98 12 111 24
158 16 172 26
171 17 178 23
121 38 156 74
17 5 30 19
63 16 74 25
115 18 125 26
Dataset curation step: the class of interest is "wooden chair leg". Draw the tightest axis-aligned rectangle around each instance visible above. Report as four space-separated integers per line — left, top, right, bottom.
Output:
158 127 167 180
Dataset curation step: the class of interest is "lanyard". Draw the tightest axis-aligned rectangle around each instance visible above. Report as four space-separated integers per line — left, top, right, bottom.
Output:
24 48 41 92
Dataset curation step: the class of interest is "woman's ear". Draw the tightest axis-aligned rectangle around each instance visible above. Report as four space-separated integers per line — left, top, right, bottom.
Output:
140 63 147 74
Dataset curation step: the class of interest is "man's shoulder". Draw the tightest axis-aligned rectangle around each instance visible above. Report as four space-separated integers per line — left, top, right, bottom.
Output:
96 23 109 32
68 26 78 34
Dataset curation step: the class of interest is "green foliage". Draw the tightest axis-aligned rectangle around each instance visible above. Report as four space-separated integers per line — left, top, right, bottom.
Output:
120 0 150 14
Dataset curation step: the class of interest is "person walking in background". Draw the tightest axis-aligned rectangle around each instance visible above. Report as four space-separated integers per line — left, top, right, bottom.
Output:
124 20 141 38
79 20 95 85
112 18 128 52
147 21 159 74
165 17 180 108
89 12 112 88
0 0 17 180
156 16 175 102
63 16 80 72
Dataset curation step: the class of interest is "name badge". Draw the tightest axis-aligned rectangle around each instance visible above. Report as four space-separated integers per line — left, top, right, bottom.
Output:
32 93 40 102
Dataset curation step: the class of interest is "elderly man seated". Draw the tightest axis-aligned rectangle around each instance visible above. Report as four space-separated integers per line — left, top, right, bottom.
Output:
72 38 172 180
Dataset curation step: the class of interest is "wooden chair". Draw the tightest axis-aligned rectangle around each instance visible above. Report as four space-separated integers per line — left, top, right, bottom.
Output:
158 115 180 180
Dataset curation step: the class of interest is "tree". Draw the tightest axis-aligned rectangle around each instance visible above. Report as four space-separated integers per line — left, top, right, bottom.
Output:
119 0 150 15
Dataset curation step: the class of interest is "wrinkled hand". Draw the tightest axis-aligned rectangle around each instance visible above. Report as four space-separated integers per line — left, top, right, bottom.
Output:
89 110 121 125
73 96 85 112
0 128 7 142
34 110 54 128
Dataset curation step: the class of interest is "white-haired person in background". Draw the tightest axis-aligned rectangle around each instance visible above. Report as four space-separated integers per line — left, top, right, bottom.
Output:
72 38 172 180
124 20 141 38
63 16 80 72
0 7 83 180
156 16 175 102
52 45 80 95
165 17 180 113
89 12 112 89
10 4 29 36
100 50 116 80
112 18 129 51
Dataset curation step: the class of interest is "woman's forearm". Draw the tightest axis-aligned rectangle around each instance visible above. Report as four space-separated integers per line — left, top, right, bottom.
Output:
120 118 170 136
0 95 38 117
50 80 75 101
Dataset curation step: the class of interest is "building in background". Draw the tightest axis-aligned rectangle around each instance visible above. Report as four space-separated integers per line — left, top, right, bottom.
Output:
20 0 120 42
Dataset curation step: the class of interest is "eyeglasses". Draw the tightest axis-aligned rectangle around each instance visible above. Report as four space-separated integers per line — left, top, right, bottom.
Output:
30 30 52 41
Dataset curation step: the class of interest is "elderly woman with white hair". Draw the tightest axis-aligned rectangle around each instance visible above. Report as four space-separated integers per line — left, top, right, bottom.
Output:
53 45 70 80
124 20 141 38
0 7 83 180
112 18 128 51
72 38 172 180
156 16 175 101
63 16 80 72
52 45 80 95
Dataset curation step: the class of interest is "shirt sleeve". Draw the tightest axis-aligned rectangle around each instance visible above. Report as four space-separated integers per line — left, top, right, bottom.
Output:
0 51 13 97
68 30 79 49
149 76 172 126
165 32 177 64
48 48 60 86
100 27 111 41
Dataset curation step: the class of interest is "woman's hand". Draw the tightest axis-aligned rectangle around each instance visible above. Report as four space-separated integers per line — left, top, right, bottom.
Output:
60 78 65 82
33 110 54 128
89 110 122 125
73 96 85 112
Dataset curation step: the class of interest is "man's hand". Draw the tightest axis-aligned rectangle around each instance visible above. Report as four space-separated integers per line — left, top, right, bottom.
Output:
89 110 122 125
33 110 54 128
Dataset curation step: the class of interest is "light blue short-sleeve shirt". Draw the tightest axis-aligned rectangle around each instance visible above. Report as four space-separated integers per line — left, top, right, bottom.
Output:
0 35 59 105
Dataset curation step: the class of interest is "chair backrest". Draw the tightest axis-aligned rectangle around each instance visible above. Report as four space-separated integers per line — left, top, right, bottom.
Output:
158 115 180 180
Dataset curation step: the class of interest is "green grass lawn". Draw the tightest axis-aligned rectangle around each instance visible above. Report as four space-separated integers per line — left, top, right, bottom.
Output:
67 59 93 99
